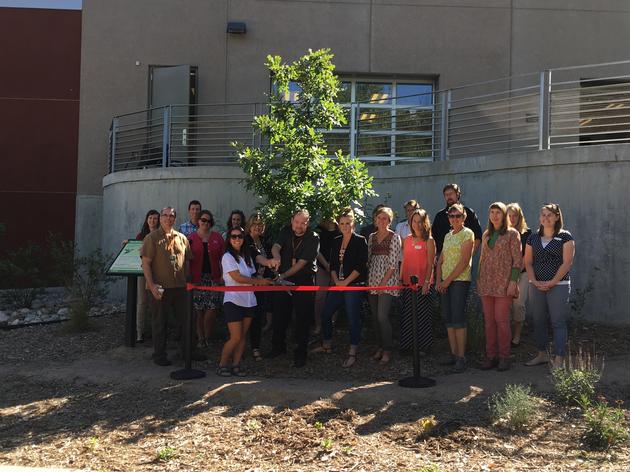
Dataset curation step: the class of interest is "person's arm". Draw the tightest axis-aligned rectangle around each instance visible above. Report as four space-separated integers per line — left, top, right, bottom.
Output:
544 240 575 289
271 243 282 262
505 231 522 298
441 239 473 288
422 238 436 295
399 237 406 283
279 259 308 279
142 256 162 300
435 251 444 293
227 269 272 286
524 243 540 290
316 252 330 272
380 234 400 286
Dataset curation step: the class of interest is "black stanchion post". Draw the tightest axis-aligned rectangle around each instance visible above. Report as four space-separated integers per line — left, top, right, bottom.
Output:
124 275 138 347
398 275 436 388
170 286 206 380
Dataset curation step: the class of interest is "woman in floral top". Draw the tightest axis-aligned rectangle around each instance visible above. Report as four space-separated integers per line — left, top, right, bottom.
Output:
477 202 523 372
367 206 402 365
436 203 474 373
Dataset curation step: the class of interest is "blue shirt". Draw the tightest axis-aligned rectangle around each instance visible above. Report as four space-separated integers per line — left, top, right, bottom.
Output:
179 221 198 237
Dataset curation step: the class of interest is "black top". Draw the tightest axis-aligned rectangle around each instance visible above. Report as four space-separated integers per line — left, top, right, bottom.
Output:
359 223 376 240
202 241 211 275
276 225 320 281
519 229 532 272
432 205 483 253
316 226 341 266
527 230 573 282
329 233 368 284
245 234 273 278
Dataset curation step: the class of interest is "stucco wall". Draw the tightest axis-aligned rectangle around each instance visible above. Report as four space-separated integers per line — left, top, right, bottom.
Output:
102 144 630 325
78 1 630 257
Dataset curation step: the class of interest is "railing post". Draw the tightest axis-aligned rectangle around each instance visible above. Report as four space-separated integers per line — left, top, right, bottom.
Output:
162 105 171 168
538 70 551 150
355 103 361 160
439 90 451 161
349 103 357 158
110 117 119 173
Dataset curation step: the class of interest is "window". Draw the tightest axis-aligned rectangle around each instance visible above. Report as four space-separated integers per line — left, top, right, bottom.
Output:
279 78 435 162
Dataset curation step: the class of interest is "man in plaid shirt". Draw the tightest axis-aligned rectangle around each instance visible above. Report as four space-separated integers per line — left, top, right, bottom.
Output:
179 200 202 236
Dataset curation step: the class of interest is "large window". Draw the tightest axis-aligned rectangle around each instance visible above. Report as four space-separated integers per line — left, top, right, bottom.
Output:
281 78 435 162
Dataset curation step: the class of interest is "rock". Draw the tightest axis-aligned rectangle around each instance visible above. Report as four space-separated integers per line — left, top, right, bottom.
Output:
0 310 8 323
57 307 69 316
9 319 20 326
18 308 30 315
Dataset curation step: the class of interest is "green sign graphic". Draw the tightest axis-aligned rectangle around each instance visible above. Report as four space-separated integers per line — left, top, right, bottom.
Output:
107 240 144 276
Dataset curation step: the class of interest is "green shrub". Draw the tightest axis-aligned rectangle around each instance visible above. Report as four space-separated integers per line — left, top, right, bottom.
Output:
155 446 177 462
418 465 441 472
551 347 602 407
581 398 629 451
489 384 538 431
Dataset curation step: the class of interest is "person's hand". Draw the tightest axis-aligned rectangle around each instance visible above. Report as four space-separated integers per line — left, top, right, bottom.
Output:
269 258 281 271
336 278 348 287
507 281 518 298
149 284 163 300
441 279 451 291
256 278 273 286
421 281 430 295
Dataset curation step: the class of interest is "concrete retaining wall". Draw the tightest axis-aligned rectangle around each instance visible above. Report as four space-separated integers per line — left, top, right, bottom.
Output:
102 144 630 325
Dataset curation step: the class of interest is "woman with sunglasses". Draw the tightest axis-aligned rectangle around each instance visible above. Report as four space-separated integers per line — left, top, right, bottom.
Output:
524 203 575 369
436 203 474 373
188 210 224 347
131 209 160 342
218 227 272 376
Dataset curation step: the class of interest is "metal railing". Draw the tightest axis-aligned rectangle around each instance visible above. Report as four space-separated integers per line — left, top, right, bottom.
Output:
109 59 630 172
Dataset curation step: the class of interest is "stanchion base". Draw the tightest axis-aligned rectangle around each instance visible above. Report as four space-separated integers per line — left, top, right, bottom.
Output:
398 376 436 388
170 368 206 380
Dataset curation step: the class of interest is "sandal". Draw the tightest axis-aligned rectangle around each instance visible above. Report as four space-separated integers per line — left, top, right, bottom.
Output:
379 352 391 365
231 365 246 377
342 354 357 368
216 366 231 377
371 348 384 361
252 349 263 362
310 345 332 354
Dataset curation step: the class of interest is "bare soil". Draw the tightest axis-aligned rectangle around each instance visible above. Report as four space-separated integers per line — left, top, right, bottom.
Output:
0 312 629 471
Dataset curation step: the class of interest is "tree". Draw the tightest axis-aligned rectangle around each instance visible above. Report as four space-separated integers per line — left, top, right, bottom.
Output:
234 49 376 232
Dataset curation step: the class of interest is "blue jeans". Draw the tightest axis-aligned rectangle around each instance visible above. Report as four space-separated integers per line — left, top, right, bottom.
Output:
322 290 363 346
441 281 470 328
529 284 570 356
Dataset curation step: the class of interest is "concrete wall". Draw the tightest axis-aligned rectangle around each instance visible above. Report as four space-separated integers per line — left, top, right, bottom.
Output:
102 143 630 325
78 0 630 255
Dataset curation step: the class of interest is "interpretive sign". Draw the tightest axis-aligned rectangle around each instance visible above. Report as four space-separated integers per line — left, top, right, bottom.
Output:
106 240 144 276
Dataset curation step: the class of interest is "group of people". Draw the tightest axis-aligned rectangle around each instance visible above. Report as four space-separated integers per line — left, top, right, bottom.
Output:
136 183 575 376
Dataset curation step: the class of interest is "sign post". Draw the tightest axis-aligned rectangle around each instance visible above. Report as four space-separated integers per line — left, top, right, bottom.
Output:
106 240 144 347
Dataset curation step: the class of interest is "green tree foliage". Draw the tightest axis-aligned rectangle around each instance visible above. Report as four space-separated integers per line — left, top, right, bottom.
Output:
235 49 375 231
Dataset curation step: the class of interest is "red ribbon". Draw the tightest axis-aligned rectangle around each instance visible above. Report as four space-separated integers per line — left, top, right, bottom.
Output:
186 283 416 292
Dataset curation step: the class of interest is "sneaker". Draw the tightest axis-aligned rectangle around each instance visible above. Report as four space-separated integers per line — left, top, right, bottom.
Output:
497 358 511 371
440 354 457 366
453 357 467 373
153 356 172 367
481 358 499 370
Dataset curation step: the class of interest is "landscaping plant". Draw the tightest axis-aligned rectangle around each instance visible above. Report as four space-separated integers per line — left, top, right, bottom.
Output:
581 397 629 451
551 346 602 407
489 384 538 431
234 48 376 233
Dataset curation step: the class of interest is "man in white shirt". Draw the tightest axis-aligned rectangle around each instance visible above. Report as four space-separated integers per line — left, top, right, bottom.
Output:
395 199 421 239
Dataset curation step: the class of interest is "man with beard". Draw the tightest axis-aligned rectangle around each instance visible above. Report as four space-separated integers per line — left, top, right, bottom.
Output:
267 209 320 367
432 184 483 255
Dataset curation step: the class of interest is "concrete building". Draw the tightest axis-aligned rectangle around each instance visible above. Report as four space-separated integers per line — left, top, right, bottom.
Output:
78 0 630 324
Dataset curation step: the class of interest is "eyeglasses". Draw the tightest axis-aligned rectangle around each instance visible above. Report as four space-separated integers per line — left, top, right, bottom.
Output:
199 218 211 224
161 214 176 218
448 213 464 219
230 234 244 240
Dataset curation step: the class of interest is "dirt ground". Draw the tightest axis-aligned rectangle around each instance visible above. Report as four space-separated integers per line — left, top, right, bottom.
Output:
0 312 629 471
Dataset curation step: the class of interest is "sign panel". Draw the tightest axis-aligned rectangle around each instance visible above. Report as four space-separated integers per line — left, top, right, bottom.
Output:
107 240 144 276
